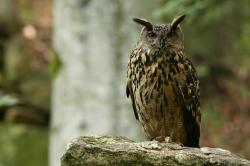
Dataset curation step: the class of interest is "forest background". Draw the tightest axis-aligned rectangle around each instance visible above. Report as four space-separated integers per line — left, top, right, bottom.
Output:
0 0 249 166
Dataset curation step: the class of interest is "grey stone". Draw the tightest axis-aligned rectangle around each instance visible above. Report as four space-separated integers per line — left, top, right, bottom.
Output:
61 135 250 166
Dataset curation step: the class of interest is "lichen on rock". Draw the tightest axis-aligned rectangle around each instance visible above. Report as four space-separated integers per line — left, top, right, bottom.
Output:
61 135 250 166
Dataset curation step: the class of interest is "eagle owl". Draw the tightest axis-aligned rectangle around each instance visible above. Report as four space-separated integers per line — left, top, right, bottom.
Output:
126 15 201 147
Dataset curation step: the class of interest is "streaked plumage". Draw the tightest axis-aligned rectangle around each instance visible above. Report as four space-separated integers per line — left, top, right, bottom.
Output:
126 15 201 147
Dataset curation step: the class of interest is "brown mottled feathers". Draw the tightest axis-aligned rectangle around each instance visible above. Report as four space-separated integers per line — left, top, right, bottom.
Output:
127 47 200 147
127 16 200 147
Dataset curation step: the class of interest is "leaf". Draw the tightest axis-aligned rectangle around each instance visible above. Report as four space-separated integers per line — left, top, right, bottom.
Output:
0 95 19 108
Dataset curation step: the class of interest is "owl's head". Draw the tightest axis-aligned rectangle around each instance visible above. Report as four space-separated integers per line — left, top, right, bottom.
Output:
133 15 185 50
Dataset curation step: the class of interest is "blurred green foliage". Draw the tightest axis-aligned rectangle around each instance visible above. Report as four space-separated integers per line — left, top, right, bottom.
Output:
202 106 222 129
0 95 19 108
0 123 48 166
0 1 51 166
49 50 62 79
155 0 250 71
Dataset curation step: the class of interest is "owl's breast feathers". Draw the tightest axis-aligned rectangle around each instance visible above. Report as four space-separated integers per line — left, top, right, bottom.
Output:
126 47 201 147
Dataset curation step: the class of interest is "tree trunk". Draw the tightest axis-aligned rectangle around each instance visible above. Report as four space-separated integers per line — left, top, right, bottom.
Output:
51 1 158 166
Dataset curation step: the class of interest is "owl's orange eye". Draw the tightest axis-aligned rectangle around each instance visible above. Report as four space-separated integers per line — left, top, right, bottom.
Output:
148 32 156 38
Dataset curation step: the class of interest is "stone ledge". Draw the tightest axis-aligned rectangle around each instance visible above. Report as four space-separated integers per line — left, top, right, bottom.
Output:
61 135 250 166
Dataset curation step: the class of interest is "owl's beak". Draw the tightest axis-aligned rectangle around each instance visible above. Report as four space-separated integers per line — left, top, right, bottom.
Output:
133 18 153 31
170 15 186 31
160 36 165 48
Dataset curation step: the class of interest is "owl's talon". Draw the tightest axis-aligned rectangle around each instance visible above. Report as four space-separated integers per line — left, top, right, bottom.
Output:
153 136 165 142
175 142 184 147
164 136 172 143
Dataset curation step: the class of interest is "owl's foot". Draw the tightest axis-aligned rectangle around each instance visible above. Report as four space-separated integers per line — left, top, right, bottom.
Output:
151 136 165 142
165 137 184 146
175 142 184 147
164 136 172 143
151 136 172 142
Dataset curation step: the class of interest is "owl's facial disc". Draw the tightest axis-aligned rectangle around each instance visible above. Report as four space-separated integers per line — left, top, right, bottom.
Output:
133 18 153 31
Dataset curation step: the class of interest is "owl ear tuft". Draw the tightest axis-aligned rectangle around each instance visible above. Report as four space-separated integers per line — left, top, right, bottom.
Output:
133 18 153 31
170 15 186 31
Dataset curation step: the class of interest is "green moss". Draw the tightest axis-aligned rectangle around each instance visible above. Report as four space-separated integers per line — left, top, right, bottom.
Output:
174 154 200 165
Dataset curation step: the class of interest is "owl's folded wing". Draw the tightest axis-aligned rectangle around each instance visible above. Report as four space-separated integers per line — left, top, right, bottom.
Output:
126 80 139 120
172 60 201 147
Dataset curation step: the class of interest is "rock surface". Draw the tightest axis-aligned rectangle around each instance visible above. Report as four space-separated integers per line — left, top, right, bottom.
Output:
61 135 250 166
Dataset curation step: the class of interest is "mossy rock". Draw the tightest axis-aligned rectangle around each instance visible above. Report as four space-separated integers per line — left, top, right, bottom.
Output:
62 135 250 166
